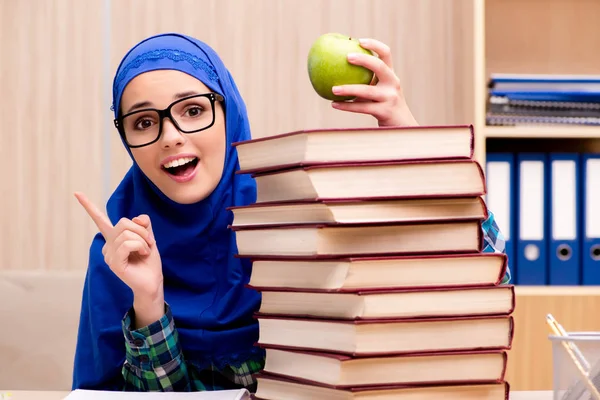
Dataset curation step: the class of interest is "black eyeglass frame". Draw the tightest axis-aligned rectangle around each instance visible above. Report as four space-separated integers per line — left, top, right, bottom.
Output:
114 92 225 148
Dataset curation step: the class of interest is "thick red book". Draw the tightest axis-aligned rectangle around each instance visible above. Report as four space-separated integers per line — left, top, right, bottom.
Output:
253 372 510 400
228 196 488 228
257 347 508 389
253 284 516 320
253 371 510 400
243 253 508 291
244 159 486 204
255 314 514 356
232 219 484 258
232 124 475 175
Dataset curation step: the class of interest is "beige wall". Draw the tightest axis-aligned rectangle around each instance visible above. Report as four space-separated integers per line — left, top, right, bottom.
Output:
0 0 105 272
1 0 476 272
0 0 477 390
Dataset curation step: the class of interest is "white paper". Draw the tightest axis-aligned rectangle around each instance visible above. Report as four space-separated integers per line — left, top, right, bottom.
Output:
63 389 250 400
552 159 577 240
519 160 544 240
586 158 600 238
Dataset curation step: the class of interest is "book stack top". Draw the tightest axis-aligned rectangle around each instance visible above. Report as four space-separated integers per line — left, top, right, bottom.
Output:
230 124 513 400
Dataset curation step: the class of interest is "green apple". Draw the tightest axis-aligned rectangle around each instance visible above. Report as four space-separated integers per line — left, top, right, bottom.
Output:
307 33 375 101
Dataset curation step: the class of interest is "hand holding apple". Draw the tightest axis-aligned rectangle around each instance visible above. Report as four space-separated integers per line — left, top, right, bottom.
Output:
307 33 418 127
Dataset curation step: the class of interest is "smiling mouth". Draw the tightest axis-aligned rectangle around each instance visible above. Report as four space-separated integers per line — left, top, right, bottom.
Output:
162 157 199 177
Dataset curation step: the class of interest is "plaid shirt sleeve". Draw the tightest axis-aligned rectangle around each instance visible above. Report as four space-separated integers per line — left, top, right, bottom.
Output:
481 209 512 284
121 303 192 392
121 303 265 392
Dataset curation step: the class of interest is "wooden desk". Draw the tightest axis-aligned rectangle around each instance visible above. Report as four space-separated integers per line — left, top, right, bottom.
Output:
510 392 553 399
0 392 68 400
0 390 555 399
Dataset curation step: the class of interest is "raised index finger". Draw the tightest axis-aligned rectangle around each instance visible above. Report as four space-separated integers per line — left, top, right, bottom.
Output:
74 192 113 237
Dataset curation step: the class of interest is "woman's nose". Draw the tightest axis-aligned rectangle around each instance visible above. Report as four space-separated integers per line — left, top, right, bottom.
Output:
160 118 186 148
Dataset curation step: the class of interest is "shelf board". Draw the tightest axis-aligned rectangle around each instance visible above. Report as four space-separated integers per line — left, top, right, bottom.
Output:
485 125 600 139
515 285 600 296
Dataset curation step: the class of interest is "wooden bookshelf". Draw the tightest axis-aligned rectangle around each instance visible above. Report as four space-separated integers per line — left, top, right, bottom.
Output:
470 0 600 391
473 0 600 165
486 126 600 139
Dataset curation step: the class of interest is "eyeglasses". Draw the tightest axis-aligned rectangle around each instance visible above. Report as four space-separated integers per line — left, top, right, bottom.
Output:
114 92 224 148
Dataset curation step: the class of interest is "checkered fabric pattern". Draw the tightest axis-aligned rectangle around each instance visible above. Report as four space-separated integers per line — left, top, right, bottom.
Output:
119 208 510 392
122 304 263 392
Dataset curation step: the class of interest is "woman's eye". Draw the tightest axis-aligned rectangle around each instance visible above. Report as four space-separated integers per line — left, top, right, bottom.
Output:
185 106 203 117
135 119 154 130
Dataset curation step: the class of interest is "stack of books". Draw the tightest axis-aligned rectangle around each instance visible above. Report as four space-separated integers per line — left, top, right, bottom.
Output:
230 125 514 400
486 73 600 127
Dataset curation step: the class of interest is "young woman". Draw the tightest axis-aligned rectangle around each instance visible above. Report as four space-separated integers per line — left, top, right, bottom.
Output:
71 32 510 392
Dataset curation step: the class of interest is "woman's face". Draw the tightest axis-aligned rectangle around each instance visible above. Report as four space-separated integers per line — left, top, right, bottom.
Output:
119 70 226 204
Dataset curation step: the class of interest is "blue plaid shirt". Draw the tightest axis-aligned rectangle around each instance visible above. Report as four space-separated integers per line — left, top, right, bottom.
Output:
482 209 511 284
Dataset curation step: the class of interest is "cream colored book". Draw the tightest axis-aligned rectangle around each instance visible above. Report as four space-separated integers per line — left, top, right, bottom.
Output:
232 220 483 257
229 197 487 227
254 374 509 400
257 314 514 355
257 285 515 320
249 160 485 204
247 253 508 291
260 348 507 388
233 125 474 173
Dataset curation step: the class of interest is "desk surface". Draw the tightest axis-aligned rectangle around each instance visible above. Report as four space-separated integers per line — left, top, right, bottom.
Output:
0 390 556 399
1 392 68 400
0 390 557 399
511 392 554 400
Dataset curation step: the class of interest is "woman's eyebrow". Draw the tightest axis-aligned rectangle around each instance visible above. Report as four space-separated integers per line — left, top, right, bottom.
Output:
173 90 199 99
126 101 153 114
125 91 201 114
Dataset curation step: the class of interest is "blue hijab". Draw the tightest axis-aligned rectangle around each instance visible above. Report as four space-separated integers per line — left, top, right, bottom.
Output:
72 33 262 390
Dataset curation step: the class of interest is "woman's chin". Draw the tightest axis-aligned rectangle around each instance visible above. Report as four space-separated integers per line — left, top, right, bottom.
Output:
157 175 220 205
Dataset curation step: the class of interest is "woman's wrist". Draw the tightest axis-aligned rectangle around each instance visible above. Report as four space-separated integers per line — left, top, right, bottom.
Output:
132 287 165 329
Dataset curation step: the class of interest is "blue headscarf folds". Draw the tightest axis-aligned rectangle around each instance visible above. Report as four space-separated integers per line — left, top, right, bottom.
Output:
72 33 262 390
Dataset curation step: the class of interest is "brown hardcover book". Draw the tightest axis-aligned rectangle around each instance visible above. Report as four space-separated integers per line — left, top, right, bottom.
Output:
232 220 483 258
255 285 515 320
247 160 486 204
228 196 488 227
256 314 514 356
254 373 510 400
232 125 475 174
245 253 508 291
259 347 507 388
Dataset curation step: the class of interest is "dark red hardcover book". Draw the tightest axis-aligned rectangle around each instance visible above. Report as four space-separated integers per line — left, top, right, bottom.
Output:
256 347 508 389
241 252 508 291
242 159 487 205
231 219 484 259
251 284 516 321
254 313 515 357
253 371 510 399
232 124 475 175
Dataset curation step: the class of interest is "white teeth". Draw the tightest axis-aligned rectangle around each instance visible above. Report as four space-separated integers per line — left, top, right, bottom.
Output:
163 157 195 169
